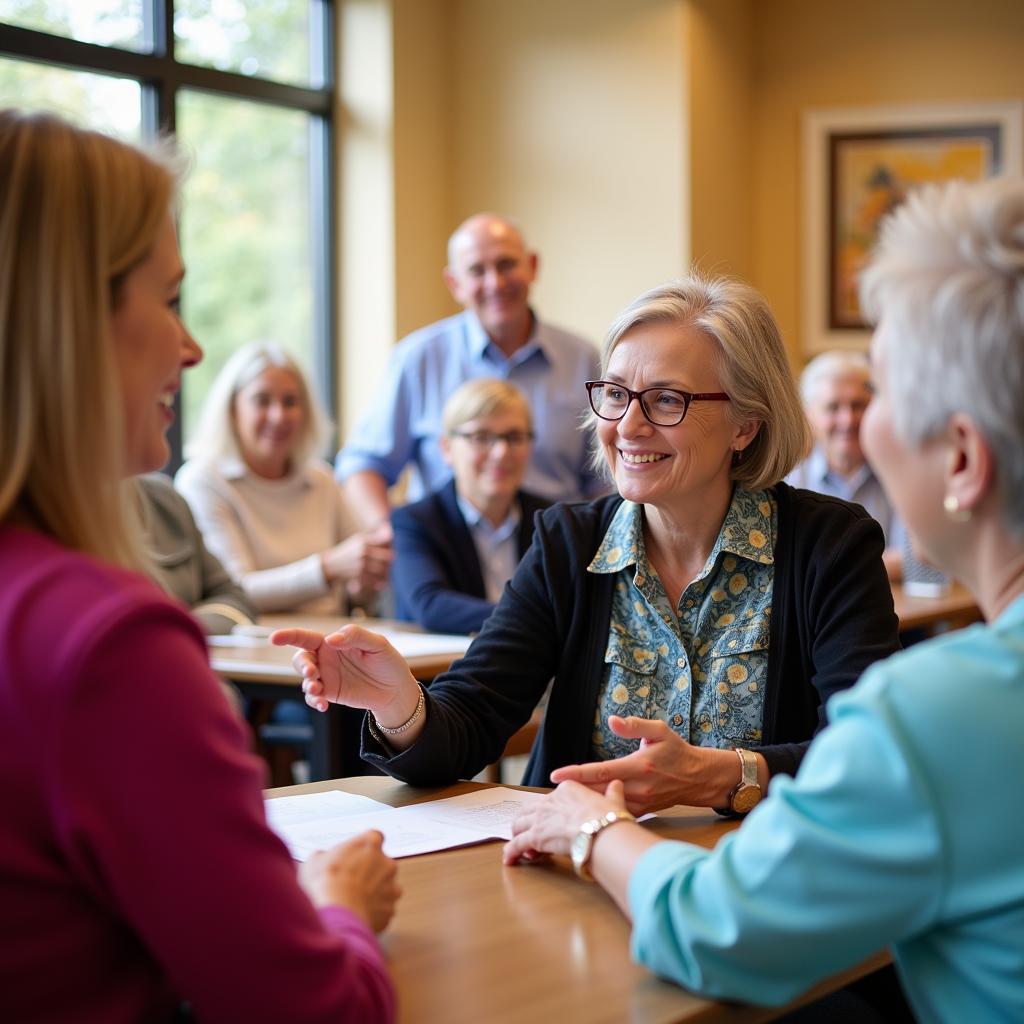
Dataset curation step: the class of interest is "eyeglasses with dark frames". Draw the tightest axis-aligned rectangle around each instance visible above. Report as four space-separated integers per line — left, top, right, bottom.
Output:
450 429 535 450
585 380 730 427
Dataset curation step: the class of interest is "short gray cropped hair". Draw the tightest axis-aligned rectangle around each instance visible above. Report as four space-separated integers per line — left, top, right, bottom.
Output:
799 350 871 406
184 341 332 468
860 177 1024 534
590 273 811 491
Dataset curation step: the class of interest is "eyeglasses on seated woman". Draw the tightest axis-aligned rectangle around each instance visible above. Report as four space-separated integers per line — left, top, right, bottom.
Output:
274 271 900 818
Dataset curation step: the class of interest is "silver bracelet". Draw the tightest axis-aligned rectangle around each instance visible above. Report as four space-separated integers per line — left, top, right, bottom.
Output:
371 686 425 735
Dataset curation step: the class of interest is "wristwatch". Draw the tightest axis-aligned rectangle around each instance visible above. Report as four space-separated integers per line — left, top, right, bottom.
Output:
726 747 763 814
571 808 635 880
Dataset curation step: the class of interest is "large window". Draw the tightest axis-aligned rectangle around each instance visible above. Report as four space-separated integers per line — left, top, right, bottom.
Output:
0 1 335 462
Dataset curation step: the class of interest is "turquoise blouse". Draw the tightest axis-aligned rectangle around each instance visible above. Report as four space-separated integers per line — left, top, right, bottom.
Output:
587 488 777 758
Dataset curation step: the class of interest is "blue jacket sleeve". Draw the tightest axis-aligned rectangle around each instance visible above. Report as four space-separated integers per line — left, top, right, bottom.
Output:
391 506 496 635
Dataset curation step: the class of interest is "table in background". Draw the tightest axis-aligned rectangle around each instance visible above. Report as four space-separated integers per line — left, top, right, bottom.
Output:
267 776 889 1024
211 616 469 781
892 581 981 634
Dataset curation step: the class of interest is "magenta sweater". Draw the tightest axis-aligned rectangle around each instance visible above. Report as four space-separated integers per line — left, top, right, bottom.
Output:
0 525 394 1023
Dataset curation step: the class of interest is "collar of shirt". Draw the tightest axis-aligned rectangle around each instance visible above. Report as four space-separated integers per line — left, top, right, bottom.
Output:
456 493 522 543
587 489 776 578
808 445 876 497
464 308 551 370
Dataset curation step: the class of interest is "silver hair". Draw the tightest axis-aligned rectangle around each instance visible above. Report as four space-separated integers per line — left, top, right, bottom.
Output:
860 176 1024 533
799 350 871 406
184 340 333 468
588 272 811 491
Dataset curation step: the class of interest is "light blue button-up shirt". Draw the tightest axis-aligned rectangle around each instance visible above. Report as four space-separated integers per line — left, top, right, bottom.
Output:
335 310 604 504
456 494 521 604
786 445 899 545
627 595 1024 1023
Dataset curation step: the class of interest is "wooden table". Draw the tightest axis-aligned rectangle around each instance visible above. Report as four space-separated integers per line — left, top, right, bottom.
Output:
892 581 981 633
210 616 469 781
267 776 889 1024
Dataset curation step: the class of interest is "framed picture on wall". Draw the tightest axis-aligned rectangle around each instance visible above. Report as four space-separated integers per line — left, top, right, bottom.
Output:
801 100 1023 354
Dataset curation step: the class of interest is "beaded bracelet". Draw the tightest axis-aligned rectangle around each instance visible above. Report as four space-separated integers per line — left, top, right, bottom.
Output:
372 685 425 735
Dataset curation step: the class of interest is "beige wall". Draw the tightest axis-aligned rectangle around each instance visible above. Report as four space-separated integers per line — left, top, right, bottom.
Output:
337 0 1024 432
449 0 689 348
750 0 1024 361
686 0 755 282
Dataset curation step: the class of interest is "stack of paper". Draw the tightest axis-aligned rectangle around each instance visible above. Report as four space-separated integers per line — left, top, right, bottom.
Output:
265 787 547 860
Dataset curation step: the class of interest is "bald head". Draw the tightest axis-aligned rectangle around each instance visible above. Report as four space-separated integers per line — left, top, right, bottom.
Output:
443 212 538 355
446 213 527 265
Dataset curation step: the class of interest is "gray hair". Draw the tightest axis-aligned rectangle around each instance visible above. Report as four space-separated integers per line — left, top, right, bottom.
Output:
799 350 871 406
589 273 811 491
184 341 332 468
860 177 1024 534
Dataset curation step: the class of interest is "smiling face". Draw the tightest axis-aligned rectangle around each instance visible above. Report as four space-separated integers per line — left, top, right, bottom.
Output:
443 216 537 347
807 371 873 477
441 405 532 519
232 365 307 479
597 322 755 517
110 213 202 475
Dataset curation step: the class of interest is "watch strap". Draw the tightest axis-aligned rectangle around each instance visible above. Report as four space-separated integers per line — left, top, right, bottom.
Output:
573 809 635 880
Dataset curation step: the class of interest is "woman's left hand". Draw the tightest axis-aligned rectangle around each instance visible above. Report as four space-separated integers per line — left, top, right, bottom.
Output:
549 715 724 815
503 780 628 865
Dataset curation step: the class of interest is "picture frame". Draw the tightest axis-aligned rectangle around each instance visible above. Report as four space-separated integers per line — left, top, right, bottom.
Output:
801 100 1023 355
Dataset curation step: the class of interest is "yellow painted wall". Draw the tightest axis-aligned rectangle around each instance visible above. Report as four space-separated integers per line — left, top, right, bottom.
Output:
449 0 689 347
686 0 755 281
750 0 1024 360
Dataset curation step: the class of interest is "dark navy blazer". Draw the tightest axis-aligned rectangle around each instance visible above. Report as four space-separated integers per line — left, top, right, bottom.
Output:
390 479 550 635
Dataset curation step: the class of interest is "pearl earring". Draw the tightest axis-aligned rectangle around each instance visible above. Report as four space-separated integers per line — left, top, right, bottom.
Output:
943 494 971 523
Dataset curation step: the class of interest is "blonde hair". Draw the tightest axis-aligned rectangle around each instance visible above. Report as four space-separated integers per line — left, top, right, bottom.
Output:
592 273 811 490
0 109 181 569
185 340 332 469
442 378 533 435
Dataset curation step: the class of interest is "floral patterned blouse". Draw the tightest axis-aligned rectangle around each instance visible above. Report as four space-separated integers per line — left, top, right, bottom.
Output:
588 488 777 760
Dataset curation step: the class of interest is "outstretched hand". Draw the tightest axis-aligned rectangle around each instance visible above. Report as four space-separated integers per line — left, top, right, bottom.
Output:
271 624 417 718
549 715 719 815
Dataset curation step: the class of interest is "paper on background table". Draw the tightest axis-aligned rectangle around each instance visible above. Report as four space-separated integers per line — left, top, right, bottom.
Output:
381 630 472 659
266 786 547 861
212 626 472 660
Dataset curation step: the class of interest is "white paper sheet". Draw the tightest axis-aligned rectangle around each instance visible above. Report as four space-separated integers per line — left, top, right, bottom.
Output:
266 786 547 861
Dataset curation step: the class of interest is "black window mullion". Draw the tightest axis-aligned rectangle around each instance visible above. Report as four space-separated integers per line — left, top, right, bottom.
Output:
1 3 337 470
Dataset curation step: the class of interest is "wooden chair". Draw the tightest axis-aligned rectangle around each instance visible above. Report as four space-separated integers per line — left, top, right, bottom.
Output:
481 709 542 784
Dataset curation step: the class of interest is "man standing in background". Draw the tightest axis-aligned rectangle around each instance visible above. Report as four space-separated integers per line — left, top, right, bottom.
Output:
336 213 603 531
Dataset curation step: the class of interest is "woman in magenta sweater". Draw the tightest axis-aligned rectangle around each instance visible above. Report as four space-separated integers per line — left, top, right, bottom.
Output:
0 109 397 1023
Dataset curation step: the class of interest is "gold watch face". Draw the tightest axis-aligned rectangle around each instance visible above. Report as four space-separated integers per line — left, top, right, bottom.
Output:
731 783 762 814
571 830 593 875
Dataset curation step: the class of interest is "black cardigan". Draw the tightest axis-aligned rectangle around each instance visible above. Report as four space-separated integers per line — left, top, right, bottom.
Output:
362 484 901 787
390 479 550 635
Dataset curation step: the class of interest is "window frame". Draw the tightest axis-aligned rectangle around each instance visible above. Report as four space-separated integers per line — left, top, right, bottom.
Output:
0 2 337 469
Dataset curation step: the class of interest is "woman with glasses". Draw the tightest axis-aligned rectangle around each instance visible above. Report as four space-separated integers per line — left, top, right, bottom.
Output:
504 178 1024 1024
275 273 900 814
391 378 550 635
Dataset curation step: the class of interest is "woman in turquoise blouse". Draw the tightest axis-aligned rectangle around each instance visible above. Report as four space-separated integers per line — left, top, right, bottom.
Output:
504 178 1024 1022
